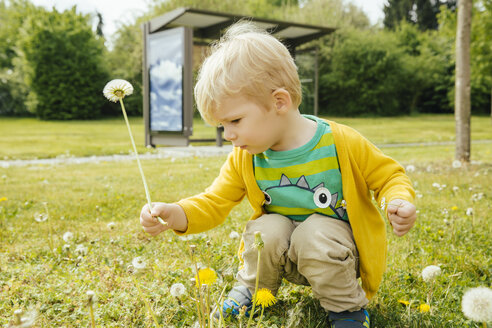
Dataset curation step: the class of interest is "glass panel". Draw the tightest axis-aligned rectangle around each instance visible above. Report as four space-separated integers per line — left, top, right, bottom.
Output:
148 27 184 132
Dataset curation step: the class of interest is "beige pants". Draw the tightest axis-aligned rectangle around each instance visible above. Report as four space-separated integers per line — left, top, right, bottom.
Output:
237 213 368 312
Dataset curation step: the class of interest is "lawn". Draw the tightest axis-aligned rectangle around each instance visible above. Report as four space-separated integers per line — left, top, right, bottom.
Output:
0 115 491 327
0 114 491 160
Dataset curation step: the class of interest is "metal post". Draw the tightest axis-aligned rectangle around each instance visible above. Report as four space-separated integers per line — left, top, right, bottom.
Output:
216 126 223 147
314 46 319 117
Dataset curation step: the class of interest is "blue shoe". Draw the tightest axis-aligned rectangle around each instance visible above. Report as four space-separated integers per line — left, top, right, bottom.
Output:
328 308 370 328
213 285 252 319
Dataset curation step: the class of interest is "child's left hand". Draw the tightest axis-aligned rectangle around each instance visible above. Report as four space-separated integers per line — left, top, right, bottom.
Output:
387 199 417 237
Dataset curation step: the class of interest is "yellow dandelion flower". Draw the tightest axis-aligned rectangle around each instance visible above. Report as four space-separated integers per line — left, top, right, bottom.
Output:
0 197 7 202
255 288 276 308
195 268 217 287
419 303 430 313
398 300 410 306
451 206 458 211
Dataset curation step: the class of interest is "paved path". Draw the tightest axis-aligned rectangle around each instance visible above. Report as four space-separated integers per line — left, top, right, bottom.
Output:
1 140 491 168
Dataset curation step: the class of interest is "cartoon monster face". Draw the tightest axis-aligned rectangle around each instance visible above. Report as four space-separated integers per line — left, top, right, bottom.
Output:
262 174 346 220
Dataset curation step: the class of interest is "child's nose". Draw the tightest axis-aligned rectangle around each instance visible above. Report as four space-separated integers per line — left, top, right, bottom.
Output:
223 127 236 141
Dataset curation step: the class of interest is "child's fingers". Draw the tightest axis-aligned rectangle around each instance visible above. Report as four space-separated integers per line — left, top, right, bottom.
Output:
142 224 165 236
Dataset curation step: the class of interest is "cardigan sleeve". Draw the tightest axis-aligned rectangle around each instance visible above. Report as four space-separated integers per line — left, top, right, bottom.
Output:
342 125 415 207
175 149 247 234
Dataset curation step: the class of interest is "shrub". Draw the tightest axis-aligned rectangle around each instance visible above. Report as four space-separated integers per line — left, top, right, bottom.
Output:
18 7 109 120
319 29 411 116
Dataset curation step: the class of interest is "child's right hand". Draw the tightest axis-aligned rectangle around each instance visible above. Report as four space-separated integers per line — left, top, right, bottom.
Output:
140 202 188 236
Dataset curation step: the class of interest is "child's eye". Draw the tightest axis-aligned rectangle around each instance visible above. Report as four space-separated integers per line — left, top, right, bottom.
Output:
231 118 241 124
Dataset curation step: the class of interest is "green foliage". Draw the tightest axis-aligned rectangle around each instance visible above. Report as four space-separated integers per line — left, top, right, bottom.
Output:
17 7 110 120
319 29 412 116
0 0 40 116
106 23 145 116
383 0 457 31
438 2 492 114
395 22 455 114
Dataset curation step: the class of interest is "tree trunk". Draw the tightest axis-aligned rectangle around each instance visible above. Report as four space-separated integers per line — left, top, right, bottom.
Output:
455 0 472 162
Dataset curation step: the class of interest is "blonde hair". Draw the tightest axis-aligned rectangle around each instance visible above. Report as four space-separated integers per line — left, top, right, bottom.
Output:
194 21 302 125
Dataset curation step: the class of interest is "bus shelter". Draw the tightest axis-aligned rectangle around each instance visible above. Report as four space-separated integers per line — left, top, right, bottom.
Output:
142 7 335 147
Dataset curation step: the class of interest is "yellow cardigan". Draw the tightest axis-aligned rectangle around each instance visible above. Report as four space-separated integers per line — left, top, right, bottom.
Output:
177 120 415 299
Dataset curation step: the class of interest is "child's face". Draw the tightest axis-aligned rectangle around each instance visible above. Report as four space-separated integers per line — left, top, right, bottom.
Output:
214 94 285 154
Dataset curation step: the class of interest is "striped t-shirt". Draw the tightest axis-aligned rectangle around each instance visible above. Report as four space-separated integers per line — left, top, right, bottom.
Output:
253 115 348 222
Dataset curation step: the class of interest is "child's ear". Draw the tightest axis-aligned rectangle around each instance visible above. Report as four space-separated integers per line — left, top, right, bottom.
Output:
271 88 292 114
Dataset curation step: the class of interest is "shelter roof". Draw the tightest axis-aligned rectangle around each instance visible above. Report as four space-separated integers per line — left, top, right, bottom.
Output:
147 7 335 47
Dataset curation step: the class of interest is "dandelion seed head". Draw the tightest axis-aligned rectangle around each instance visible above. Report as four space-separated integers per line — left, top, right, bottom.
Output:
103 79 133 102
405 164 416 173
63 244 70 251
452 160 462 168
453 186 459 192
195 267 217 287
466 208 473 216
422 265 441 282
462 287 492 322
255 288 277 308
74 244 88 256
62 231 73 243
132 256 147 270
107 222 116 230
86 290 97 303
170 283 186 297
229 231 240 239
254 231 264 250
34 212 48 222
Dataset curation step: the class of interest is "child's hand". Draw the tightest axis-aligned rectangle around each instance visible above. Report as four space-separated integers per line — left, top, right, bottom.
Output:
140 202 188 236
387 199 417 237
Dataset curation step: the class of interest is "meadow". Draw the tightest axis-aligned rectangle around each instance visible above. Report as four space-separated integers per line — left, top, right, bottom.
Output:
0 115 491 327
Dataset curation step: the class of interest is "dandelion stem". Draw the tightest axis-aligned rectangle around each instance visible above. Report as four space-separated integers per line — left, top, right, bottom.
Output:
189 246 205 328
132 276 161 328
255 307 265 328
42 203 54 251
89 302 96 328
247 248 262 328
118 98 166 226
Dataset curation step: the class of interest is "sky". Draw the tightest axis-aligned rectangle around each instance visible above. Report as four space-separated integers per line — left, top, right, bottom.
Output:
30 0 387 41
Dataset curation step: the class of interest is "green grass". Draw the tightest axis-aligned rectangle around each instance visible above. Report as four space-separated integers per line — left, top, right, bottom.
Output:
0 116 491 327
1 114 491 160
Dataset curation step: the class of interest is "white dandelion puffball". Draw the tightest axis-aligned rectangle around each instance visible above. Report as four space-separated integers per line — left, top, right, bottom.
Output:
432 182 441 189
107 222 116 230
63 231 74 243
405 164 416 173
86 290 97 303
466 208 473 216
34 212 48 222
421 265 441 282
103 79 133 102
462 287 492 322
452 160 462 168
229 231 240 239
75 244 88 256
170 283 186 298
132 256 147 270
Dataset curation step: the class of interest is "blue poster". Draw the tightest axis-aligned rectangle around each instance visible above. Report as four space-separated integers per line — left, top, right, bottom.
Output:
148 28 184 132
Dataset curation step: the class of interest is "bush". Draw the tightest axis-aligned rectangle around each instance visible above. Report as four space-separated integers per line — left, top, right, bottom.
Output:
18 7 109 120
319 29 412 116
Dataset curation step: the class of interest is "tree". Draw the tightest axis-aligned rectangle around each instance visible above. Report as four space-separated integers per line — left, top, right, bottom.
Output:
384 0 457 30
455 0 472 162
0 0 40 116
18 7 110 119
